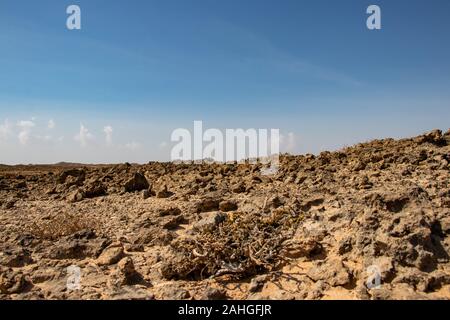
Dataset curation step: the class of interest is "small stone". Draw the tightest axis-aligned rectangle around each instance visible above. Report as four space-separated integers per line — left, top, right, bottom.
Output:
355 284 370 300
83 179 107 198
124 243 145 252
369 287 393 300
68 190 84 203
196 197 221 213
158 206 181 217
268 196 284 209
30 270 57 284
338 237 353 255
0 269 30 294
231 183 246 193
219 200 238 212
161 215 186 230
282 237 322 258
109 287 154 300
307 259 351 287
57 169 85 185
0 247 33 268
156 185 174 198
201 287 227 300
46 187 57 195
306 280 327 300
117 257 140 285
248 275 267 293
124 173 149 193
193 212 227 232
97 245 124 266
142 185 156 199
157 283 190 300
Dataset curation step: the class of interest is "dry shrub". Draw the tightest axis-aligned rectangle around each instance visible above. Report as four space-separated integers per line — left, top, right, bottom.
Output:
26 211 101 240
163 207 304 280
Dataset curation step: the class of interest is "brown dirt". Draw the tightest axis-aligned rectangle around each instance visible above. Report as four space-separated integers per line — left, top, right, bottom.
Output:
0 129 449 300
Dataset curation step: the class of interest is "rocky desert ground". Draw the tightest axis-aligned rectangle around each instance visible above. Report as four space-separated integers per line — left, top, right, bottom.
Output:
0 129 449 300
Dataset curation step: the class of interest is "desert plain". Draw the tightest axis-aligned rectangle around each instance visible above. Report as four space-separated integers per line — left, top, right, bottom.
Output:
0 129 449 300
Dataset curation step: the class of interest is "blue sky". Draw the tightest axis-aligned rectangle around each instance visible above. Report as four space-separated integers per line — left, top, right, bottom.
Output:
0 0 449 164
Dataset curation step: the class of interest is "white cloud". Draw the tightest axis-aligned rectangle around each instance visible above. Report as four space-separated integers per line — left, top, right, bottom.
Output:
103 125 113 146
48 119 55 129
35 134 64 144
159 141 168 148
125 141 141 151
17 120 35 145
0 119 12 141
17 120 35 128
36 135 52 142
74 124 94 147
